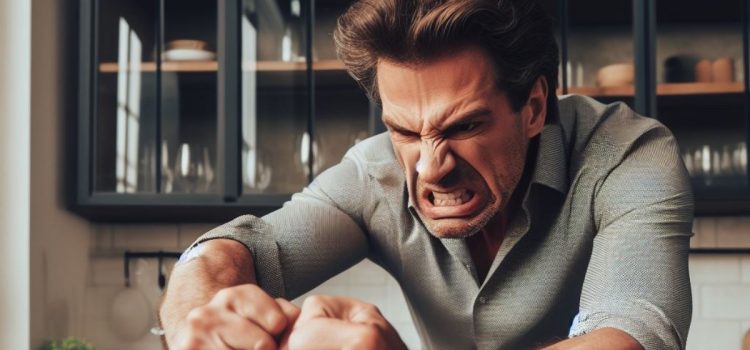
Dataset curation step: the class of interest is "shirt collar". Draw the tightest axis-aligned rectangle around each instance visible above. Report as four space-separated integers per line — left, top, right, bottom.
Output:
529 122 569 195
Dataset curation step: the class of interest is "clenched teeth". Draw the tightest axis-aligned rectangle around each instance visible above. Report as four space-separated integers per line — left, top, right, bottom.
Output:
432 189 473 207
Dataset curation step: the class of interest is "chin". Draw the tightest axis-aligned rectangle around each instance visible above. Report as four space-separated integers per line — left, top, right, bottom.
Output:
422 206 498 239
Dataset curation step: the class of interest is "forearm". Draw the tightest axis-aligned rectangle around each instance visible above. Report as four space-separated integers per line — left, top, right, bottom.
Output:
541 328 643 350
159 239 256 346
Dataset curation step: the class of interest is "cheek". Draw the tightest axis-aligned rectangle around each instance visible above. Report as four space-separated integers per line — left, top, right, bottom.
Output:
457 132 525 193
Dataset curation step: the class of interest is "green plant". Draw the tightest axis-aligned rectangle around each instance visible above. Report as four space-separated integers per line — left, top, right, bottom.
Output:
40 337 95 350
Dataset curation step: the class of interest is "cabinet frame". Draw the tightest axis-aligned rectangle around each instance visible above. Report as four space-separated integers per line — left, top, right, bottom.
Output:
74 0 750 221
74 0 309 222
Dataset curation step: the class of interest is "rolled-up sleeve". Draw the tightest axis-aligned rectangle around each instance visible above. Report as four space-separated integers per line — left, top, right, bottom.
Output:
569 126 694 349
189 150 372 299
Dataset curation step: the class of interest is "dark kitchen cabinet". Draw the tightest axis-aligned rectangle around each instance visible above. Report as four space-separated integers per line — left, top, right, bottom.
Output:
74 0 750 221
74 0 377 221
546 0 750 215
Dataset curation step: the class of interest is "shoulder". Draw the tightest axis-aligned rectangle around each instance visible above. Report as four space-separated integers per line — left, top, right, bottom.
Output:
344 132 405 186
558 94 674 171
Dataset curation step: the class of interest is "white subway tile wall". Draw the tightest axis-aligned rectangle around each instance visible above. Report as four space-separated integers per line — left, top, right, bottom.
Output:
177 223 219 250
111 224 180 251
742 257 750 283
701 285 750 320
687 320 742 350
84 219 750 350
716 217 750 248
691 217 718 248
689 216 750 350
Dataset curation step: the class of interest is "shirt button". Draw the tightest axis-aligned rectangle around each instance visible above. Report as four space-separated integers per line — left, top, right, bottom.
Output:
479 296 488 304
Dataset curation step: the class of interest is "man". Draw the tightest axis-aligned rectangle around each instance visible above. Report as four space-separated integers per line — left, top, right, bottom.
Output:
160 0 693 349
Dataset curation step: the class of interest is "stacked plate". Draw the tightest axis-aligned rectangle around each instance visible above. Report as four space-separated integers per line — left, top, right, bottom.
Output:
162 39 215 61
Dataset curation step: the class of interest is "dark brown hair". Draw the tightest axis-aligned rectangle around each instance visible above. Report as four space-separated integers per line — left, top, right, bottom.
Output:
334 0 559 123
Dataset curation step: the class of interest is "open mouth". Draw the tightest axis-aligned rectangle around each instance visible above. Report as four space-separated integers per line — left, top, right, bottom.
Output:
421 187 483 219
428 188 474 207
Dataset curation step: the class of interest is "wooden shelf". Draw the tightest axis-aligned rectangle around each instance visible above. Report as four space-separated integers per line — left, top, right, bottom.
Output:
99 61 216 73
564 82 744 97
657 82 744 95
99 59 346 73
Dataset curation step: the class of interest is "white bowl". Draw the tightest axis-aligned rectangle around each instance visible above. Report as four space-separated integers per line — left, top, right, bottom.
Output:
163 48 215 61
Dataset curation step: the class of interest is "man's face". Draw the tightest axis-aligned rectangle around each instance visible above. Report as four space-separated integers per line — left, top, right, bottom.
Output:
377 46 546 238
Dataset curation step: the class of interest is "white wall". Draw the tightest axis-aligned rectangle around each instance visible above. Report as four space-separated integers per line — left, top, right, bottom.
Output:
0 0 31 348
29 0 93 347
688 218 750 350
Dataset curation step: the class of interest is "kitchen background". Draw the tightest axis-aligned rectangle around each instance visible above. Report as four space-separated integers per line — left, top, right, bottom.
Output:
1 0 750 349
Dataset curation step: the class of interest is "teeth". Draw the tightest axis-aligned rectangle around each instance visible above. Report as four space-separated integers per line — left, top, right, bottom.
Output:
432 189 472 207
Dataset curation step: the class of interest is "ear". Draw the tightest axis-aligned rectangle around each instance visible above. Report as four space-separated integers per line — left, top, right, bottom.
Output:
522 76 548 139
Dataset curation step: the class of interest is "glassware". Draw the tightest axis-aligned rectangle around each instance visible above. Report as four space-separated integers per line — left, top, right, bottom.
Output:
161 140 174 193
240 0 308 194
174 143 203 193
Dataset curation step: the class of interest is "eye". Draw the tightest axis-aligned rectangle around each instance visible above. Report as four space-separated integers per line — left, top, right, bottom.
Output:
445 122 481 138
390 127 420 139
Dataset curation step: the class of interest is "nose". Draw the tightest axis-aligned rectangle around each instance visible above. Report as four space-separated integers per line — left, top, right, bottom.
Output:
417 137 456 185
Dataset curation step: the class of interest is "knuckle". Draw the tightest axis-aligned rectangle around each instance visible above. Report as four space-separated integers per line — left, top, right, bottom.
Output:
302 295 327 308
213 287 239 304
185 306 215 330
360 303 382 316
254 337 275 350
352 324 385 349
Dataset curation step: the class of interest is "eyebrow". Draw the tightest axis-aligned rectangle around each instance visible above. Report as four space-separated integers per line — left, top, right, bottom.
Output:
382 107 493 134
381 116 414 133
438 107 492 130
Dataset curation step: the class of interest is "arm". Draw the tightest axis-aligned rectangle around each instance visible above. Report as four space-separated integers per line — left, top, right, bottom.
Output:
160 150 377 348
541 328 642 350
159 239 292 349
568 126 694 349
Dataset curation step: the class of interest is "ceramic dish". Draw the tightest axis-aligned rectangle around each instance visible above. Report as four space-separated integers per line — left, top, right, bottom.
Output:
596 63 634 87
163 48 216 61
166 39 207 51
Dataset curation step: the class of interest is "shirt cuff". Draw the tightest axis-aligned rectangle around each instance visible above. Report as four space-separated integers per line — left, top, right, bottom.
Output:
568 310 682 350
189 215 286 298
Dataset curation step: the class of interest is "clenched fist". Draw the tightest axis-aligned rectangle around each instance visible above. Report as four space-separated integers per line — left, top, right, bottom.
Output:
282 295 407 350
168 285 407 350
168 284 299 350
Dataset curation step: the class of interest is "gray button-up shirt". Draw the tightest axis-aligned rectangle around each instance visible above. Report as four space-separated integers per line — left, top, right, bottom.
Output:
192 95 693 349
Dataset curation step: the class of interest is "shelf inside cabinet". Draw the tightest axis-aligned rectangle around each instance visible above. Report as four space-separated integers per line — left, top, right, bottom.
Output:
99 61 217 73
567 82 744 97
99 59 346 73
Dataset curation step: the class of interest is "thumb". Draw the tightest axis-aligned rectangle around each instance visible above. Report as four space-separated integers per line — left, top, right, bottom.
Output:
275 298 300 350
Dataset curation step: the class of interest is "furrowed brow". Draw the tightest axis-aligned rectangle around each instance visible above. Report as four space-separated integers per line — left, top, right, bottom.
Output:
382 115 418 133
438 108 492 129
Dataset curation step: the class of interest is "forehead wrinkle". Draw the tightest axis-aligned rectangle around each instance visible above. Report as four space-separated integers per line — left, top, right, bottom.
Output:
421 84 496 132
383 102 424 131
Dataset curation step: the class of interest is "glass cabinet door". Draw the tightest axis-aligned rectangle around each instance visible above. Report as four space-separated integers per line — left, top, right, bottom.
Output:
240 0 310 195
161 0 219 194
95 0 158 193
313 0 371 177
95 0 220 195
564 0 635 107
654 0 748 199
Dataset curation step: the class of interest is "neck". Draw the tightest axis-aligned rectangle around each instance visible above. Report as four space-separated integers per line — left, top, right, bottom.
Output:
466 136 539 282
